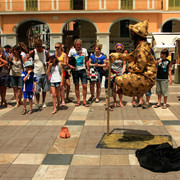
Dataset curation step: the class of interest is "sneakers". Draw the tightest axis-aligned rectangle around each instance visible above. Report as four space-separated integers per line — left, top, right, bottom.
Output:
42 103 47 108
59 127 70 138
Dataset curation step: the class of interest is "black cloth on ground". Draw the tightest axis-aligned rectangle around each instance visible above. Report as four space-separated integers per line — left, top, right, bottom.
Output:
136 143 180 172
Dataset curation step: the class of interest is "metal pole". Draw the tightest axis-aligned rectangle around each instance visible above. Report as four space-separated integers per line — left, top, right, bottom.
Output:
107 57 111 136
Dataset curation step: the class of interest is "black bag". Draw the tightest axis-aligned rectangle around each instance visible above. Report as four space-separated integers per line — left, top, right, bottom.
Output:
68 56 76 67
136 143 180 172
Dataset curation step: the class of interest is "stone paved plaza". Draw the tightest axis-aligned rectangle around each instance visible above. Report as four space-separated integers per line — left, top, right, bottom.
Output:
0 79 180 180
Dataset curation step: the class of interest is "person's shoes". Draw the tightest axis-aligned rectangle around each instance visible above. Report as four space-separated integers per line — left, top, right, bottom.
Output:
42 103 47 108
154 104 161 108
22 109 27 115
35 104 40 110
27 110 33 115
51 108 57 114
88 96 94 101
95 99 99 103
142 104 150 109
136 103 143 107
162 104 167 109
59 127 70 138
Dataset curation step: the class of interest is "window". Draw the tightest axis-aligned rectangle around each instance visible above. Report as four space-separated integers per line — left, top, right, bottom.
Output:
120 20 130 37
70 0 85 10
121 0 133 10
169 0 180 10
26 0 38 11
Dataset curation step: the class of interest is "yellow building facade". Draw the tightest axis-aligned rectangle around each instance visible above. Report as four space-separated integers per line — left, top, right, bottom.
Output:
0 0 180 55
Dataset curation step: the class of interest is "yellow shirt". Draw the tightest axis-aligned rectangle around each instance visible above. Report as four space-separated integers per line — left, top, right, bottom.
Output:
56 52 64 63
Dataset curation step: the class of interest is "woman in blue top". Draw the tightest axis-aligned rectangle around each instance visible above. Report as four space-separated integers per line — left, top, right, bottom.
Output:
88 45 106 103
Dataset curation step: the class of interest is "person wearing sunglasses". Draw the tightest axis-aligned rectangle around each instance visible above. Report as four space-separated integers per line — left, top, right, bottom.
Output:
26 39 49 110
21 61 37 115
55 42 67 105
111 43 126 107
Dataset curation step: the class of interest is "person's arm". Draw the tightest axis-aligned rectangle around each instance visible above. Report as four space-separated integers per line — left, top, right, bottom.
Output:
60 63 64 87
168 63 172 85
23 70 32 82
85 56 90 76
46 62 52 76
33 81 37 92
110 51 135 63
26 50 34 61
63 53 67 66
122 61 126 74
0 56 8 65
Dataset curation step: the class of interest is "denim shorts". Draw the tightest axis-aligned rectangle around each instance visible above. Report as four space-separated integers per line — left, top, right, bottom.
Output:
35 74 49 93
0 75 9 87
50 82 60 87
72 69 87 84
10 76 23 88
145 89 152 96
23 92 34 100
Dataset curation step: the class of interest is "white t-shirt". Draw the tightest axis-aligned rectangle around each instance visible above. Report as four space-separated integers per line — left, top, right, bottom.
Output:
50 63 61 83
33 49 47 74
68 48 88 71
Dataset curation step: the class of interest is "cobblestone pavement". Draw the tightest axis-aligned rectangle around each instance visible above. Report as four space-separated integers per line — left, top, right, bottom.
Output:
0 79 180 180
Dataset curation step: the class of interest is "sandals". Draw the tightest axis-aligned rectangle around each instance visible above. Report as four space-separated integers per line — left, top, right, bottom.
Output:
105 107 114 111
154 104 161 108
22 109 27 115
27 110 33 115
61 102 66 106
162 104 167 109
75 103 81 107
83 103 89 107
51 108 57 114
88 96 94 101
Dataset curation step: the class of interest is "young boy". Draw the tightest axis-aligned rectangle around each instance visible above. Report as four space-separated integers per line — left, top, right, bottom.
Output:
154 49 172 109
21 61 37 115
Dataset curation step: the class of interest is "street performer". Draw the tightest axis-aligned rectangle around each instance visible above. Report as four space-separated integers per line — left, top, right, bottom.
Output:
110 20 157 97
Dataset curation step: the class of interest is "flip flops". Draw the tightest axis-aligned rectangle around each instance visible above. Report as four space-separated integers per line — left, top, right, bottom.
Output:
75 103 81 107
162 104 167 109
83 103 89 107
154 104 161 108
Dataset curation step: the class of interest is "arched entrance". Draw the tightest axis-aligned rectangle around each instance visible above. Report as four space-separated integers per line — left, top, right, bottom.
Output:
62 19 97 54
161 18 180 32
109 18 138 53
16 19 50 50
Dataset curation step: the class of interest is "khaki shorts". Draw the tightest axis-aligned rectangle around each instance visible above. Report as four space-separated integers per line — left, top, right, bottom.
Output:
156 80 169 96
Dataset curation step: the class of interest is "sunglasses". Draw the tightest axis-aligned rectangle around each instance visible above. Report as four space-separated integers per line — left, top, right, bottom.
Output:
117 48 122 50
26 66 32 68
37 46 42 48
55 46 60 49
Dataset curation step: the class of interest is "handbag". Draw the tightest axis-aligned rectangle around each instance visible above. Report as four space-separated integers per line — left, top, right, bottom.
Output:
0 65 9 76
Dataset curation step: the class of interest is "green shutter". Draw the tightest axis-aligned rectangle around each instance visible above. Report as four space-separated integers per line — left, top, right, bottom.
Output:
26 0 38 11
121 0 133 10
70 0 73 10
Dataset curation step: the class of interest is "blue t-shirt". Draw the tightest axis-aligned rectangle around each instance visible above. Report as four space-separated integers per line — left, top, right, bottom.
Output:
21 71 37 92
90 54 106 72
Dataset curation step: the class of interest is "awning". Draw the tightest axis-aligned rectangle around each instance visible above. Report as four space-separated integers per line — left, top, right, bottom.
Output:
152 33 180 52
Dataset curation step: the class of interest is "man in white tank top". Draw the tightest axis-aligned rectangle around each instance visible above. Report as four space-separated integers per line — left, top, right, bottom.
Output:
26 39 49 109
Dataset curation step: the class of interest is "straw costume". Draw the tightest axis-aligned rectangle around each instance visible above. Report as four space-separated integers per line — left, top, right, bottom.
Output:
110 20 157 97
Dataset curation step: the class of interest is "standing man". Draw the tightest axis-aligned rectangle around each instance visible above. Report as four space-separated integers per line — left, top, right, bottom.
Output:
67 39 90 107
26 39 49 109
